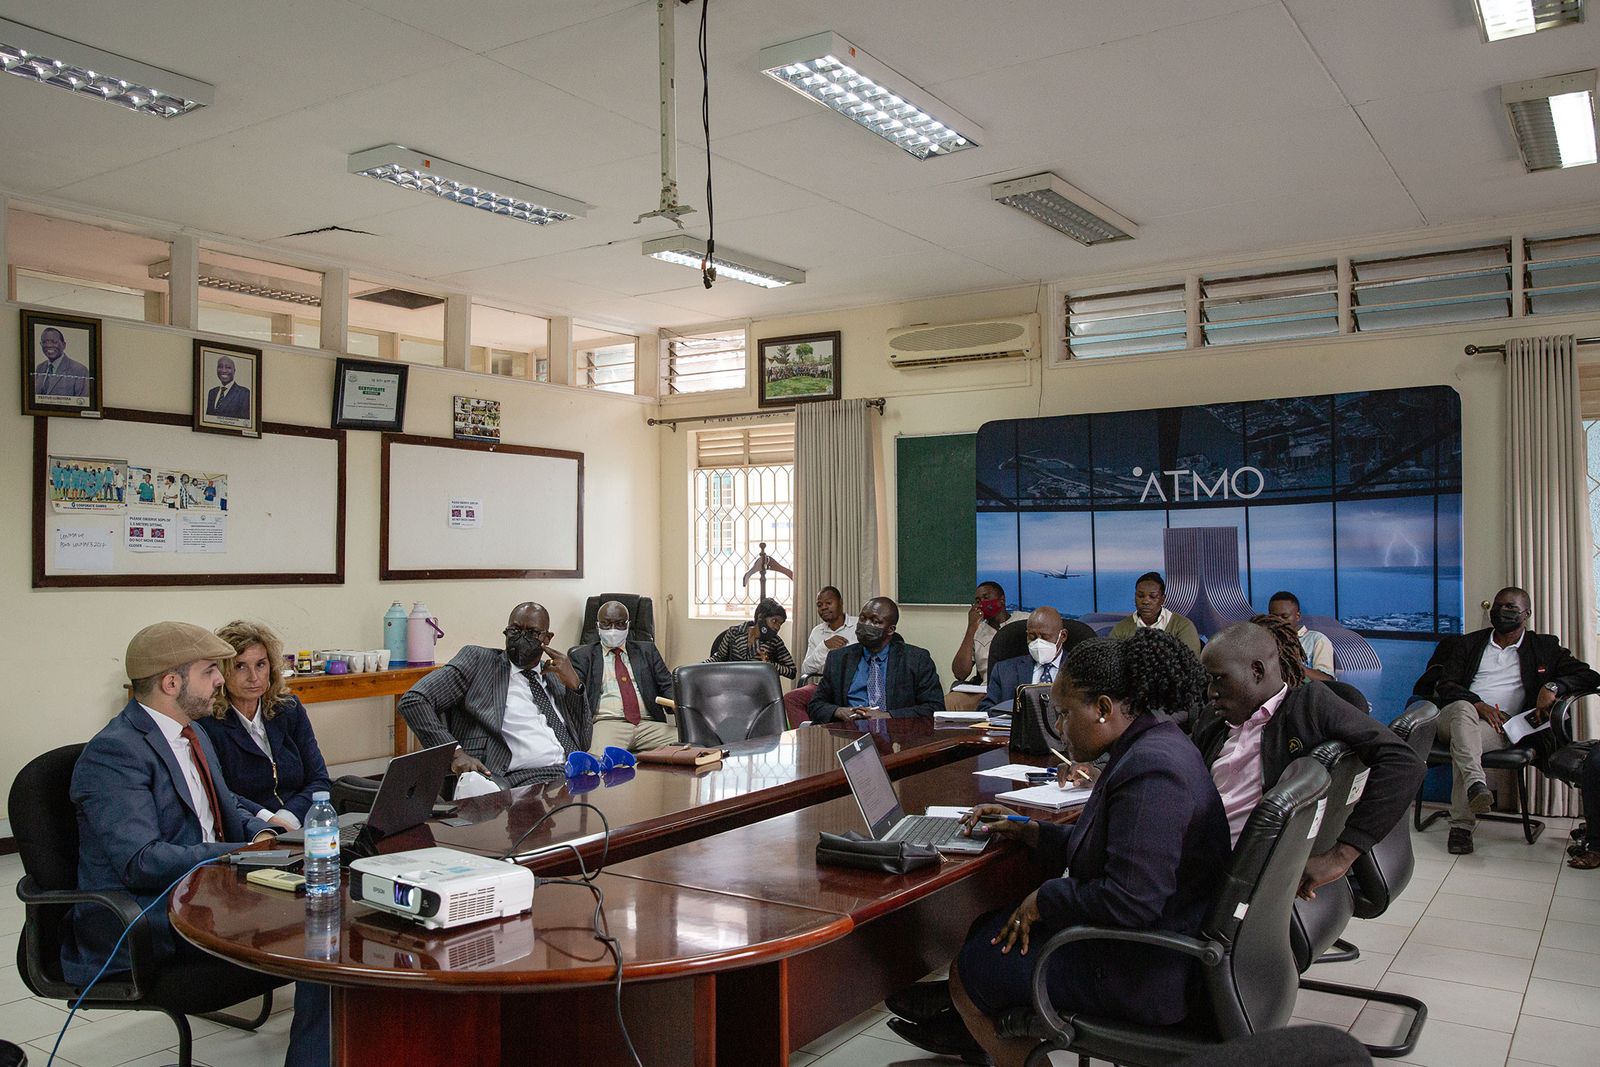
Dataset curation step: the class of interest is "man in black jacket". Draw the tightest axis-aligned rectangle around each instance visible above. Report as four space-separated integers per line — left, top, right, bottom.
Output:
1195 621 1425 897
570 600 679 753
1431 586 1599 854
809 597 944 722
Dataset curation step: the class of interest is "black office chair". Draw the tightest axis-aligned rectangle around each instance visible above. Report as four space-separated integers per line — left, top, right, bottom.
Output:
1005 759 1332 1066
576 594 656 647
1290 743 1365 975
672 662 786 746
1536 692 1598 842
987 619 1030 675
10 745 283 1067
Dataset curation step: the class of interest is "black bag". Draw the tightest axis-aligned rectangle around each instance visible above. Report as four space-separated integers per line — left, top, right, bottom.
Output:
1010 682 1059 758
816 831 939 874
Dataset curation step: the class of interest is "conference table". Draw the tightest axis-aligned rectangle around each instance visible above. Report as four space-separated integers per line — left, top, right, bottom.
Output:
170 720 1074 1066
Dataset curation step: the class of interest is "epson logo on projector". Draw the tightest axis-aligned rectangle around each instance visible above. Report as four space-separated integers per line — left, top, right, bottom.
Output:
1133 466 1266 504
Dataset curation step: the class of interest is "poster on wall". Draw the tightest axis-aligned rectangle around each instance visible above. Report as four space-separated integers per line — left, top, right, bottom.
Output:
975 385 1463 717
48 455 127 512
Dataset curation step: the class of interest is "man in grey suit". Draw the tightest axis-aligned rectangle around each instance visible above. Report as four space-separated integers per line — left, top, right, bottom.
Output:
569 600 679 754
399 602 588 787
33 326 91 400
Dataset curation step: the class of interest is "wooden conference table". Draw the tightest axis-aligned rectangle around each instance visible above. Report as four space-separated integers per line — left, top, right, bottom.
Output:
170 720 1071 1066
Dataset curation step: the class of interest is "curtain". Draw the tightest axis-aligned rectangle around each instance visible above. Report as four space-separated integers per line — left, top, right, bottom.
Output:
795 399 880 639
1505 334 1597 816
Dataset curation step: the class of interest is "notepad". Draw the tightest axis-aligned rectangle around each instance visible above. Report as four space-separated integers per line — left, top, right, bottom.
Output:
995 783 1093 811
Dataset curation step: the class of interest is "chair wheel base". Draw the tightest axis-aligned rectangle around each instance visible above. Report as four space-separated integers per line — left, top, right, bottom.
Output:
1299 978 1427 1058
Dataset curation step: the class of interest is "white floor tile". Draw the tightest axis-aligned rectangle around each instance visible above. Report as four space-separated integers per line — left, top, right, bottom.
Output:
1545 895 1600 927
1405 915 1543 959
1290 986 1366 1028
1540 918 1600 955
1531 945 1600 988
1368 897 1428 927
1306 948 1393 990
1395 874 1447 905
856 1014 912 1046
35 1008 216 1067
0 995 85 1043
1552 869 1600 901
1439 871 1556 907
790 1053 820 1067
0 965 34 1005
797 1007 887 1057
1339 917 1411 955
185 1007 294 1067
1521 976 1600 1022
1348 1006 1510 1067
1374 971 1525 1033
809 1032 950 1067
1509 1014 1600 1067
1389 941 1532 992
1450 853 1560 885
1425 891 1549 931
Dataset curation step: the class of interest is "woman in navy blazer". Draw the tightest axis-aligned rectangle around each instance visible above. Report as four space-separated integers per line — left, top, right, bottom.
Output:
197 620 331 829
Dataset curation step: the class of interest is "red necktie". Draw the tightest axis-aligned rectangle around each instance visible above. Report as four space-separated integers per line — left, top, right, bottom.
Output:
611 649 642 725
180 723 227 837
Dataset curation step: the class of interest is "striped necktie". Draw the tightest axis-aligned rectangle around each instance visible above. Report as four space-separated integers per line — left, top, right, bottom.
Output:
520 668 577 754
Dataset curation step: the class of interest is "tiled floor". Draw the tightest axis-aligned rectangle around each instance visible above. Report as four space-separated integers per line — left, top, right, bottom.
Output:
4 812 1596 1066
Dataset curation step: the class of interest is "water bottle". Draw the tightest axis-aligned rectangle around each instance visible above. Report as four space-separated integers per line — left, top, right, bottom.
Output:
304 891 340 961
384 601 409 667
303 791 340 896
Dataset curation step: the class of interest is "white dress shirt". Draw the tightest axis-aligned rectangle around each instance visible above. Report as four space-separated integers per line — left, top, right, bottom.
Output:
1134 607 1174 632
1032 647 1066 685
502 663 566 772
1470 632 1526 713
801 616 858 676
231 705 301 830
140 704 218 843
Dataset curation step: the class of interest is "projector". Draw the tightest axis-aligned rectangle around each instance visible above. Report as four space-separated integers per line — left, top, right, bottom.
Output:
348 847 534 931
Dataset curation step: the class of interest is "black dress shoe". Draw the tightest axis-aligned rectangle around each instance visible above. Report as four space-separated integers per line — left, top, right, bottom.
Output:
1448 827 1474 854
885 980 953 1026
886 1012 993 1065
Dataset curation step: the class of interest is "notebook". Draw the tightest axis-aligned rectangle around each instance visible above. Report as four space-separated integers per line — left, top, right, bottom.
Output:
994 782 1093 812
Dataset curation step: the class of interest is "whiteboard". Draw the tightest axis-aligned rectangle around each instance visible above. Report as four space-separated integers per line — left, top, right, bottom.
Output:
36 410 344 587
381 434 583 580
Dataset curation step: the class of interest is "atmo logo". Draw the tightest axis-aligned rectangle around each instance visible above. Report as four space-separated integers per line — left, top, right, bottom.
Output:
1133 466 1266 503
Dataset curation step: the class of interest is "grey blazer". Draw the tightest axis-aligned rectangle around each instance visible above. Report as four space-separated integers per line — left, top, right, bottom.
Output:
398 645 589 785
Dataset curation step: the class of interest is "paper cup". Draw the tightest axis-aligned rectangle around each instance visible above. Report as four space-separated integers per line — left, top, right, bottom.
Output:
364 651 380 673
377 650 392 670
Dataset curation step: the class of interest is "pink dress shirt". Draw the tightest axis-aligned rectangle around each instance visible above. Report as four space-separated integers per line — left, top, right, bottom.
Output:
1210 684 1289 846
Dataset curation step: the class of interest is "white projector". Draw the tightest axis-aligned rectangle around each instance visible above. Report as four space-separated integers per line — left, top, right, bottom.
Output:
348 847 534 930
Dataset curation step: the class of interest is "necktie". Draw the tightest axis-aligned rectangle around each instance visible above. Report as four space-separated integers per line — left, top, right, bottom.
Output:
867 653 886 710
610 649 642 725
521 668 577 754
1040 663 1054 685
179 723 226 837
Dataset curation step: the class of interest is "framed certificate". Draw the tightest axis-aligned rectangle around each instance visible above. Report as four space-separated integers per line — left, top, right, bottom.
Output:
332 357 408 432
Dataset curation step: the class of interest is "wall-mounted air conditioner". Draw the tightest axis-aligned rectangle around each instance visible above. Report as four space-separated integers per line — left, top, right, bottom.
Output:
886 315 1037 368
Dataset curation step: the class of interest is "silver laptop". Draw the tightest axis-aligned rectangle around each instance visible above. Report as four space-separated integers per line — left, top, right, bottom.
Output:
836 735 987 854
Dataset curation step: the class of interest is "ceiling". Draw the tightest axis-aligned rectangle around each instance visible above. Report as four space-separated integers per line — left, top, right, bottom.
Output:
3 0 1598 329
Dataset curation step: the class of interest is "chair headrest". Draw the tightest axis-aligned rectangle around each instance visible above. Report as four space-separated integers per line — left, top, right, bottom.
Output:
8 744 88 892
1205 758 1330 942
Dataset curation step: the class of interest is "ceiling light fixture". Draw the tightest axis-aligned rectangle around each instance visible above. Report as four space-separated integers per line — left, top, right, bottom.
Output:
642 236 805 288
757 31 983 160
347 145 588 224
149 261 322 306
1472 0 1584 42
1502 71 1598 171
0 17 212 117
990 173 1139 245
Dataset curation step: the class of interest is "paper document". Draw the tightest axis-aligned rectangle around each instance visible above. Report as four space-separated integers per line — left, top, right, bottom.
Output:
925 806 972 820
950 683 987 695
1502 709 1552 746
995 783 1093 811
975 764 1055 783
935 710 988 723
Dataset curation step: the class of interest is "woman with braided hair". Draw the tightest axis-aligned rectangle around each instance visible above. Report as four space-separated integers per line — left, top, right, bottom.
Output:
885 630 1230 1067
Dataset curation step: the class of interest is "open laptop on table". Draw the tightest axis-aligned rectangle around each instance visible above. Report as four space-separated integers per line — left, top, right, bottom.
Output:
836 734 988 854
279 741 456 860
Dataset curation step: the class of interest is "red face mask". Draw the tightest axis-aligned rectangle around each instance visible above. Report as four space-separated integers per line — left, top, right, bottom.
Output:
978 597 1004 619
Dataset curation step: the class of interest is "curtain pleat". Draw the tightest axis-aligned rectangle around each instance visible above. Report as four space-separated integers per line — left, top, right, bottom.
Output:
795 400 880 637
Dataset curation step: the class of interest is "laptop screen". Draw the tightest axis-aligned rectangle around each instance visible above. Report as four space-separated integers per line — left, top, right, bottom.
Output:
837 735 905 839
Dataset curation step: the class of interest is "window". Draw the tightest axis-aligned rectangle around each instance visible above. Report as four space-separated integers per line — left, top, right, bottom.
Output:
575 324 637 394
1201 265 1338 346
7 209 168 323
1526 232 1600 316
470 303 550 381
1352 243 1511 332
349 277 445 365
1065 284 1186 359
664 329 747 394
692 423 795 618
194 250 322 348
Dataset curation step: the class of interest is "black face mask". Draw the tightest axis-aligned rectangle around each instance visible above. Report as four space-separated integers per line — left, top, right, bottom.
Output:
1491 608 1525 634
506 632 544 667
855 622 887 650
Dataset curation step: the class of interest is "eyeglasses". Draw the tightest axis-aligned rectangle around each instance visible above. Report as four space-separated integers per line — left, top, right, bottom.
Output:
503 625 553 640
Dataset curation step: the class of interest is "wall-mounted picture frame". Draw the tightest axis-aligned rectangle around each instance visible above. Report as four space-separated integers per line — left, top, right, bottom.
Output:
453 395 501 443
192 339 262 438
332 357 408 432
757 330 841 408
20 309 102 418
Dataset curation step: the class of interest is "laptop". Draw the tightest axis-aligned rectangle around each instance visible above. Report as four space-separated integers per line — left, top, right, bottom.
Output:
836 735 988 854
280 741 457 859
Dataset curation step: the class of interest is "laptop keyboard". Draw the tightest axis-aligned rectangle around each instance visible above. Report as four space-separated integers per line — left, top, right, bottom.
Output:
889 815 966 847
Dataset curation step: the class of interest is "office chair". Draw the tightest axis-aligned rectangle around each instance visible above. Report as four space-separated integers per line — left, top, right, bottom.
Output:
10 745 283 1067
1289 743 1365 974
987 619 1029 674
672 662 786 746
1003 759 1332 1066
576 594 656 647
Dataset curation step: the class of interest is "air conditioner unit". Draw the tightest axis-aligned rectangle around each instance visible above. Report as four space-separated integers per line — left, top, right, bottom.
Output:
886 315 1037 368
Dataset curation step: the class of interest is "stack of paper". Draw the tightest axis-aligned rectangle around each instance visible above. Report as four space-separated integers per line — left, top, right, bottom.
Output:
934 710 988 725
995 783 1093 811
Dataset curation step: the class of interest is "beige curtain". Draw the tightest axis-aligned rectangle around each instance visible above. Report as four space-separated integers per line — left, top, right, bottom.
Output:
1505 334 1598 816
795 399 880 639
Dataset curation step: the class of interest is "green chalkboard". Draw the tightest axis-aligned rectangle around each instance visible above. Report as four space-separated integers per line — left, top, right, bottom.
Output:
895 433 976 605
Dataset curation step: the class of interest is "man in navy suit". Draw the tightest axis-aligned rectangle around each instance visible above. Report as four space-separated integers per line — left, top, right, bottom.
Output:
67 621 328 1067
808 597 944 722
978 608 1095 714
204 355 252 420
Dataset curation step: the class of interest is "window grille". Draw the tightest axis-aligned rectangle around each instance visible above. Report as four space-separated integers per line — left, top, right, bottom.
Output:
666 330 747 394
1526 232 1600 317
1065 284 1187 359
1352 243 1511 332
692 424 795 618
1201 265 1338 346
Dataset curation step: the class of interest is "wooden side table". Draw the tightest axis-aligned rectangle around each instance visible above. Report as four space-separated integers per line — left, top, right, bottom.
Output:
286 666 439 757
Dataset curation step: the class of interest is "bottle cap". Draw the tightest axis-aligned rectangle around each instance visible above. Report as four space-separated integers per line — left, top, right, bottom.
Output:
312 790 330 802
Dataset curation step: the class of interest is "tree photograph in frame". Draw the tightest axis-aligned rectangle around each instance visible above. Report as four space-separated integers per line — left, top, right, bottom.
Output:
192 339 262 438
20 309 101 417
757 330 841 408
332 356 408 432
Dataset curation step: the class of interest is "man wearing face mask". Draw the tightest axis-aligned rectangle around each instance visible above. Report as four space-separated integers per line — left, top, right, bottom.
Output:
949 584 1012 710
1431 587 1598 854
808 597 945 723
568 600 678 754
398 602 588 788
978 607 1095 715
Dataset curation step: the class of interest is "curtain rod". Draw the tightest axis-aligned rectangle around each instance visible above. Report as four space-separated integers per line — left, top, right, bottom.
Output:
648 397 886 430
1465 336 1600 356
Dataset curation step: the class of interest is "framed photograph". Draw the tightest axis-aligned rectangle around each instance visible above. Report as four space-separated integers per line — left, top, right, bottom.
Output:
192 339 262 438
757 330 841 408
332 357 408 432
21 309 101 417
453 395 501 443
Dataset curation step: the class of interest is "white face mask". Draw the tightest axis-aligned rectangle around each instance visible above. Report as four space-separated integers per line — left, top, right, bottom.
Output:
1029 637 1060 665
598 627 628 650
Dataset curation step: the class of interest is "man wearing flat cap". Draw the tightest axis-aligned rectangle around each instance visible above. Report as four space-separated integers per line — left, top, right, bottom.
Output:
65 621 329 1067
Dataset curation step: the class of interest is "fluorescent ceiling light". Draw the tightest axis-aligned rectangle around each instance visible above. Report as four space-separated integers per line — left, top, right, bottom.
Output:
347 144 588 225
0 17 212 117
148 261 322 306
642 236 805 288
1502 71 1598 171
757 31 984 160
990 173 1138 245
1473 0 1584 42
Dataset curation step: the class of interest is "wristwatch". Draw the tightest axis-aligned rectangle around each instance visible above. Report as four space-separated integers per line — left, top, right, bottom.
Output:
1544 681 1561 694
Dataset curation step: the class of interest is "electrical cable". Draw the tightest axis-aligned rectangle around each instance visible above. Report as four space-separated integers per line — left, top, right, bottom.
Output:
499 798 610 877
698 0 715 288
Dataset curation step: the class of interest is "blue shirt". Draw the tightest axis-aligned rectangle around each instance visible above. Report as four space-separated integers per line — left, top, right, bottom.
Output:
847 645 892 708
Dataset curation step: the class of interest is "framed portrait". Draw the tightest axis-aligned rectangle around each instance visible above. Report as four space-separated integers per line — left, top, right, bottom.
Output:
332 357 408 432
757 330 841 408
20 309 102 417
192 339 262 438
453 395 501 443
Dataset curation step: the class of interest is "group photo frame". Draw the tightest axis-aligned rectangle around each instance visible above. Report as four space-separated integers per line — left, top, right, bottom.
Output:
757 330 842 408
20 309 102 418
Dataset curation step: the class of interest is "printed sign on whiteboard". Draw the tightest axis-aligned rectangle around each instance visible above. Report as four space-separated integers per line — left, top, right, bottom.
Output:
178 514 227 554
448 498 483 529
126 513 176 553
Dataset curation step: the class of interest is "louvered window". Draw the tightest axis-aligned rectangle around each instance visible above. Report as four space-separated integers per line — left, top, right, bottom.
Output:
1526 232 1600 317
666 330 747 394
1065 284 1187 359
1201 265 1339 346
692 423 794 619
1352 243 1512 332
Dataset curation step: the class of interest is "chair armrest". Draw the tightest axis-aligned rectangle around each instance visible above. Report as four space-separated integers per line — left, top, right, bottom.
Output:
1553 689 1599 746
1028 925 1224 1034
17 875 157 997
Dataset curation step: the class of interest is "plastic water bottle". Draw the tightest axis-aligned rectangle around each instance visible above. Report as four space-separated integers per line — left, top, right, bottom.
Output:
303 791 340 896
304 891 340 960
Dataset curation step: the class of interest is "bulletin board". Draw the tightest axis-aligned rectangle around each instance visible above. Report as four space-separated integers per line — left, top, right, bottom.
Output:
380 433 584 581
34 408 346 587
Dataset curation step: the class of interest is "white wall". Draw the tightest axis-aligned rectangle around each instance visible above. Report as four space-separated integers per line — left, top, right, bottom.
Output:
1 306 660 818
